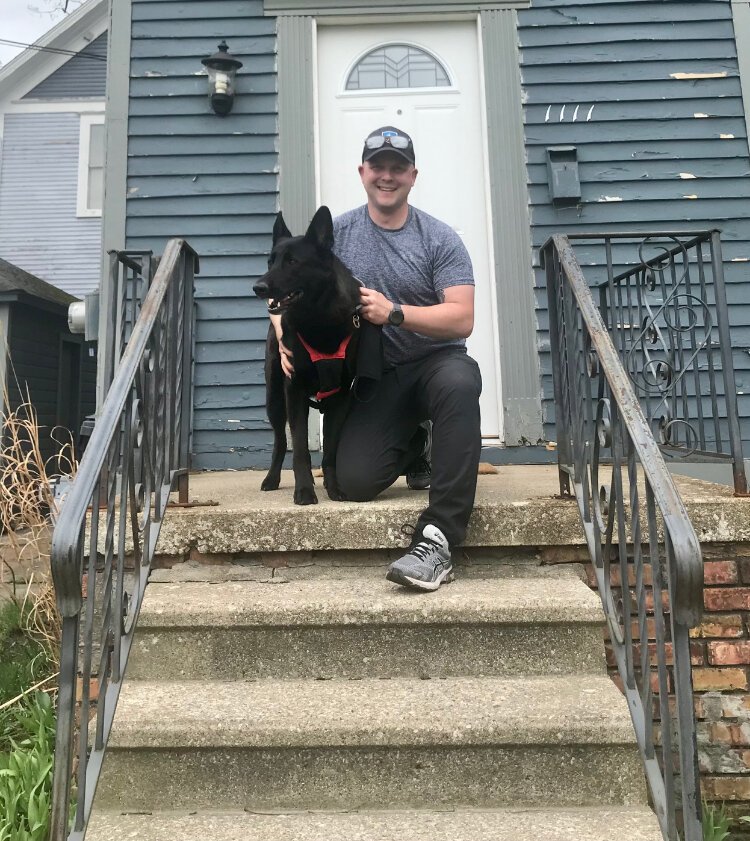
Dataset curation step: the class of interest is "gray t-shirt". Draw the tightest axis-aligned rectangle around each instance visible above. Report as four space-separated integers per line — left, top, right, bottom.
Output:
333 204 474 366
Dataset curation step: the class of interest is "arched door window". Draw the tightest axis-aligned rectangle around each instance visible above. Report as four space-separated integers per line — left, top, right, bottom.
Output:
345 44 451 91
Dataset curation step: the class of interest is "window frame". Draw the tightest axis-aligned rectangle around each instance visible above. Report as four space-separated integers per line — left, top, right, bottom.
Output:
76 113 105 218
344 41 454 93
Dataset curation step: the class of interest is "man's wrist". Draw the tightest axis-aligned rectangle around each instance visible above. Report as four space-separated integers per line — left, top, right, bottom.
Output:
387 301 405 326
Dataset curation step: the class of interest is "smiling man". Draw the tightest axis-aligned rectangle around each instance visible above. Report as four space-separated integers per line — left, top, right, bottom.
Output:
329 126 483 591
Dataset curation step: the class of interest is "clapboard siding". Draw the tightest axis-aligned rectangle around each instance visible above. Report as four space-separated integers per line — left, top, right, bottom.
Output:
125 0 277 469
517 0 750 450
0 113 102 297
23 32 108 100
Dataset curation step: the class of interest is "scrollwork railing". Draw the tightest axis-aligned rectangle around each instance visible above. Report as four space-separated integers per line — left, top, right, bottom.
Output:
542 234 703 841
49 239 198 841
573 230 746 494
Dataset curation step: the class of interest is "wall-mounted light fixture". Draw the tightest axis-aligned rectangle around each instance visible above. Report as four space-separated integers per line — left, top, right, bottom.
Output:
201 41 243 116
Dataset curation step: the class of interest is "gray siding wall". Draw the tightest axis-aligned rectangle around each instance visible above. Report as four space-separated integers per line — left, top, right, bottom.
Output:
24 32 108 100
517 0 750 449
126 0 277 470
0 113 102 297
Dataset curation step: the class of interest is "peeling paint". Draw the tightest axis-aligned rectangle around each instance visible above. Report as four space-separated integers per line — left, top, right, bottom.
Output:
731 257 750 262
560 105 566 122
670 72 728 80
572 105 580 122
598 196 623 203
145 71 164 77
679 173 697 179
586 105 595 122
720 134 735 139
682 194 698 200
544 105 551 123
693 113 709 119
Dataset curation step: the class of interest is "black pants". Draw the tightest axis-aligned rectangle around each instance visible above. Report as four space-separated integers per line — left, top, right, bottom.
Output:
336 347 482 547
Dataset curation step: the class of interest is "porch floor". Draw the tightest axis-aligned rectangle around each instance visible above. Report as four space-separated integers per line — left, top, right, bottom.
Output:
154 466 750 557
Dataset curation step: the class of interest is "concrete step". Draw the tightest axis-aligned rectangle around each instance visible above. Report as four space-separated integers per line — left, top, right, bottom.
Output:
96 674 645 812
128 570 606 680
87 806 664 841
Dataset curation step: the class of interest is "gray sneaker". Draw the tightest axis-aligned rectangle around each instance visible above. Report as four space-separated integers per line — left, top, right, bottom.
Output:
386 524 453 591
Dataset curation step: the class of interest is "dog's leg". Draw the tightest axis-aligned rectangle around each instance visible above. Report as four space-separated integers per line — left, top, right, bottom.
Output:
287 382 317 505
261 336 287 492
322 398 349 501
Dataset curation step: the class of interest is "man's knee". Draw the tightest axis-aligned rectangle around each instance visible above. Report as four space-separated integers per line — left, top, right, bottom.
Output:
335 462 380 502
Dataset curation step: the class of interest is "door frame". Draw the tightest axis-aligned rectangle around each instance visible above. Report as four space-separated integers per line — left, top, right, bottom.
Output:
274 6 542 447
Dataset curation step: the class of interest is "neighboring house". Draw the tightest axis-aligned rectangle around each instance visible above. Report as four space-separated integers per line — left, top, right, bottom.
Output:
97 0 750 471
0 0 108 299
0 257 96 464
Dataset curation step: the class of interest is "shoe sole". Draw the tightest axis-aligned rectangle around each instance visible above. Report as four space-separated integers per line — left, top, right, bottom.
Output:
385 566 454 591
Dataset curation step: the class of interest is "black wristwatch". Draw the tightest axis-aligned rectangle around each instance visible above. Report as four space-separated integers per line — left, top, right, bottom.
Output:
388 302 405 326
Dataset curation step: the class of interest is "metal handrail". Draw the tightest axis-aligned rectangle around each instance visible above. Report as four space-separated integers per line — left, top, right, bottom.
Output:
566 230 747 494
541 234 703 841
49 239 198 840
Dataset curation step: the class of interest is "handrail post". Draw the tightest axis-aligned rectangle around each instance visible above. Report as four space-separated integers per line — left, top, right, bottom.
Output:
709 231 748 494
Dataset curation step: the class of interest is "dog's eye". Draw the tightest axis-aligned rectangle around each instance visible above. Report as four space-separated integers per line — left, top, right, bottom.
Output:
287 256 298 265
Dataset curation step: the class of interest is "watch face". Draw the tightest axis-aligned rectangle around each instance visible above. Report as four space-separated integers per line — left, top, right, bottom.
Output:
389 307 404 326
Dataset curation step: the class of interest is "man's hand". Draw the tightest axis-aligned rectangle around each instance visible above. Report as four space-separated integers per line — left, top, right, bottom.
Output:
279 338 294 378
359 287 393 326
270 313 294 378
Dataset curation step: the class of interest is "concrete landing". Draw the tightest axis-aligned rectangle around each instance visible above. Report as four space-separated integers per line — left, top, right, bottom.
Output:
154 466 750 556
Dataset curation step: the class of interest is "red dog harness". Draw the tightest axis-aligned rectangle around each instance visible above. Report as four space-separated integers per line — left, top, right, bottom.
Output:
297 333 353 402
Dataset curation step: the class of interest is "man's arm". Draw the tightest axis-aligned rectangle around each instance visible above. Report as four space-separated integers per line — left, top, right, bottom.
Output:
358 285 474 339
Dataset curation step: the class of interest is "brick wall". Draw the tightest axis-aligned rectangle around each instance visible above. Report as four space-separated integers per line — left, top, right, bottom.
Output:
544 541 750 834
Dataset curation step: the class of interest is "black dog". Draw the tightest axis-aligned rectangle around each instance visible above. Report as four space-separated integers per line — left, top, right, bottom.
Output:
252 206 362 505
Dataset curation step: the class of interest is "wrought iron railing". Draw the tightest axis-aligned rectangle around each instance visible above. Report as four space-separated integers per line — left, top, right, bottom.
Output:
542 234 703 841
570 230 746 494
49 239 198 841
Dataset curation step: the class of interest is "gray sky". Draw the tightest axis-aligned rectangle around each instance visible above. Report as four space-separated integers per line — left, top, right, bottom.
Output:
0 2 67 68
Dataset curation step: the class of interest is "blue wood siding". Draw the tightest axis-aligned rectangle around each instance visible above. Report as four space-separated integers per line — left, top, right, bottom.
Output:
0 113 102 297
23 32 108 100
517 0 750 450
125 0 277 470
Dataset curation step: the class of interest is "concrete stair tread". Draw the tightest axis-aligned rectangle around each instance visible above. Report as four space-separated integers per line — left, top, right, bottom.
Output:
87 806 663 841
137 573 604 627
108 674 634 749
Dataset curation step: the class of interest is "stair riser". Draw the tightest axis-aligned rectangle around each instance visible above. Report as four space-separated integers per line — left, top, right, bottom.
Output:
96 745 646 812
127 624 605 680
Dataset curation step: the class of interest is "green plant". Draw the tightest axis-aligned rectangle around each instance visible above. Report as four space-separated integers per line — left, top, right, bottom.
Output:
703 800 731 841
0 600 51 712
0 692 56 841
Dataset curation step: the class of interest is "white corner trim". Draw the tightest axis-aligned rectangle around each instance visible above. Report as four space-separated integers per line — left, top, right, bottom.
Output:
77 112 105 218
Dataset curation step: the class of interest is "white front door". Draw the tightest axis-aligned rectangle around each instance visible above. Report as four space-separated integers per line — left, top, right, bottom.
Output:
316 20 503 440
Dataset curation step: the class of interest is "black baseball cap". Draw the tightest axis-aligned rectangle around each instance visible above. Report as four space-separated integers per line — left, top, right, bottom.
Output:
362 126 416 165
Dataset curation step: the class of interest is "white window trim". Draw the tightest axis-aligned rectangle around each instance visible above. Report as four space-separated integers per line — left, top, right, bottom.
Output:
77 112 105 218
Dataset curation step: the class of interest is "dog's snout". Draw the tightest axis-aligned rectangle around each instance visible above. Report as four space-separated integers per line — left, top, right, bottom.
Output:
253 280 269 298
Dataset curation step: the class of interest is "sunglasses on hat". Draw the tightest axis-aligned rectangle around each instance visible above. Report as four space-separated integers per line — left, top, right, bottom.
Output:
364 135 411 151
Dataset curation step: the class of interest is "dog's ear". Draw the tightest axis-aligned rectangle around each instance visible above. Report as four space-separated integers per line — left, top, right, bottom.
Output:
273 212 293 246
304 206 334 251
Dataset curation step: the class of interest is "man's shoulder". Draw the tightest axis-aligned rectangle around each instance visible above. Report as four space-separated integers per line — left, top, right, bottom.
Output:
333 205 366 234
410 207 465 248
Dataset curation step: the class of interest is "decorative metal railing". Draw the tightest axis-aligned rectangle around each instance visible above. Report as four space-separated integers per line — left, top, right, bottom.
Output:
542 234 704 841
49 239 198 841
571 230 746 494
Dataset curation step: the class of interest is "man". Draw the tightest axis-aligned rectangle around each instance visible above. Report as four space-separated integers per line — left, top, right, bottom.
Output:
276 126 482 591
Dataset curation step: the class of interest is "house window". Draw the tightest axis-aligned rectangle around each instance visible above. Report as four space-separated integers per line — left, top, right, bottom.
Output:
77 114 105 217
346 44 451 90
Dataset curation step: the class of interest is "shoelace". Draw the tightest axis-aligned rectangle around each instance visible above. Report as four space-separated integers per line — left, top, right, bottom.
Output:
400 523 442 564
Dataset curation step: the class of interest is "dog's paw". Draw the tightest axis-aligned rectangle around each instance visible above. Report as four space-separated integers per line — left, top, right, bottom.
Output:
326 486 347 502
294 486 318 505
261 474 280 491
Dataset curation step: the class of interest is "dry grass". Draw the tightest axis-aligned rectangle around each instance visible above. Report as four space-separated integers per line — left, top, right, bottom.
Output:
0 392 77 690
